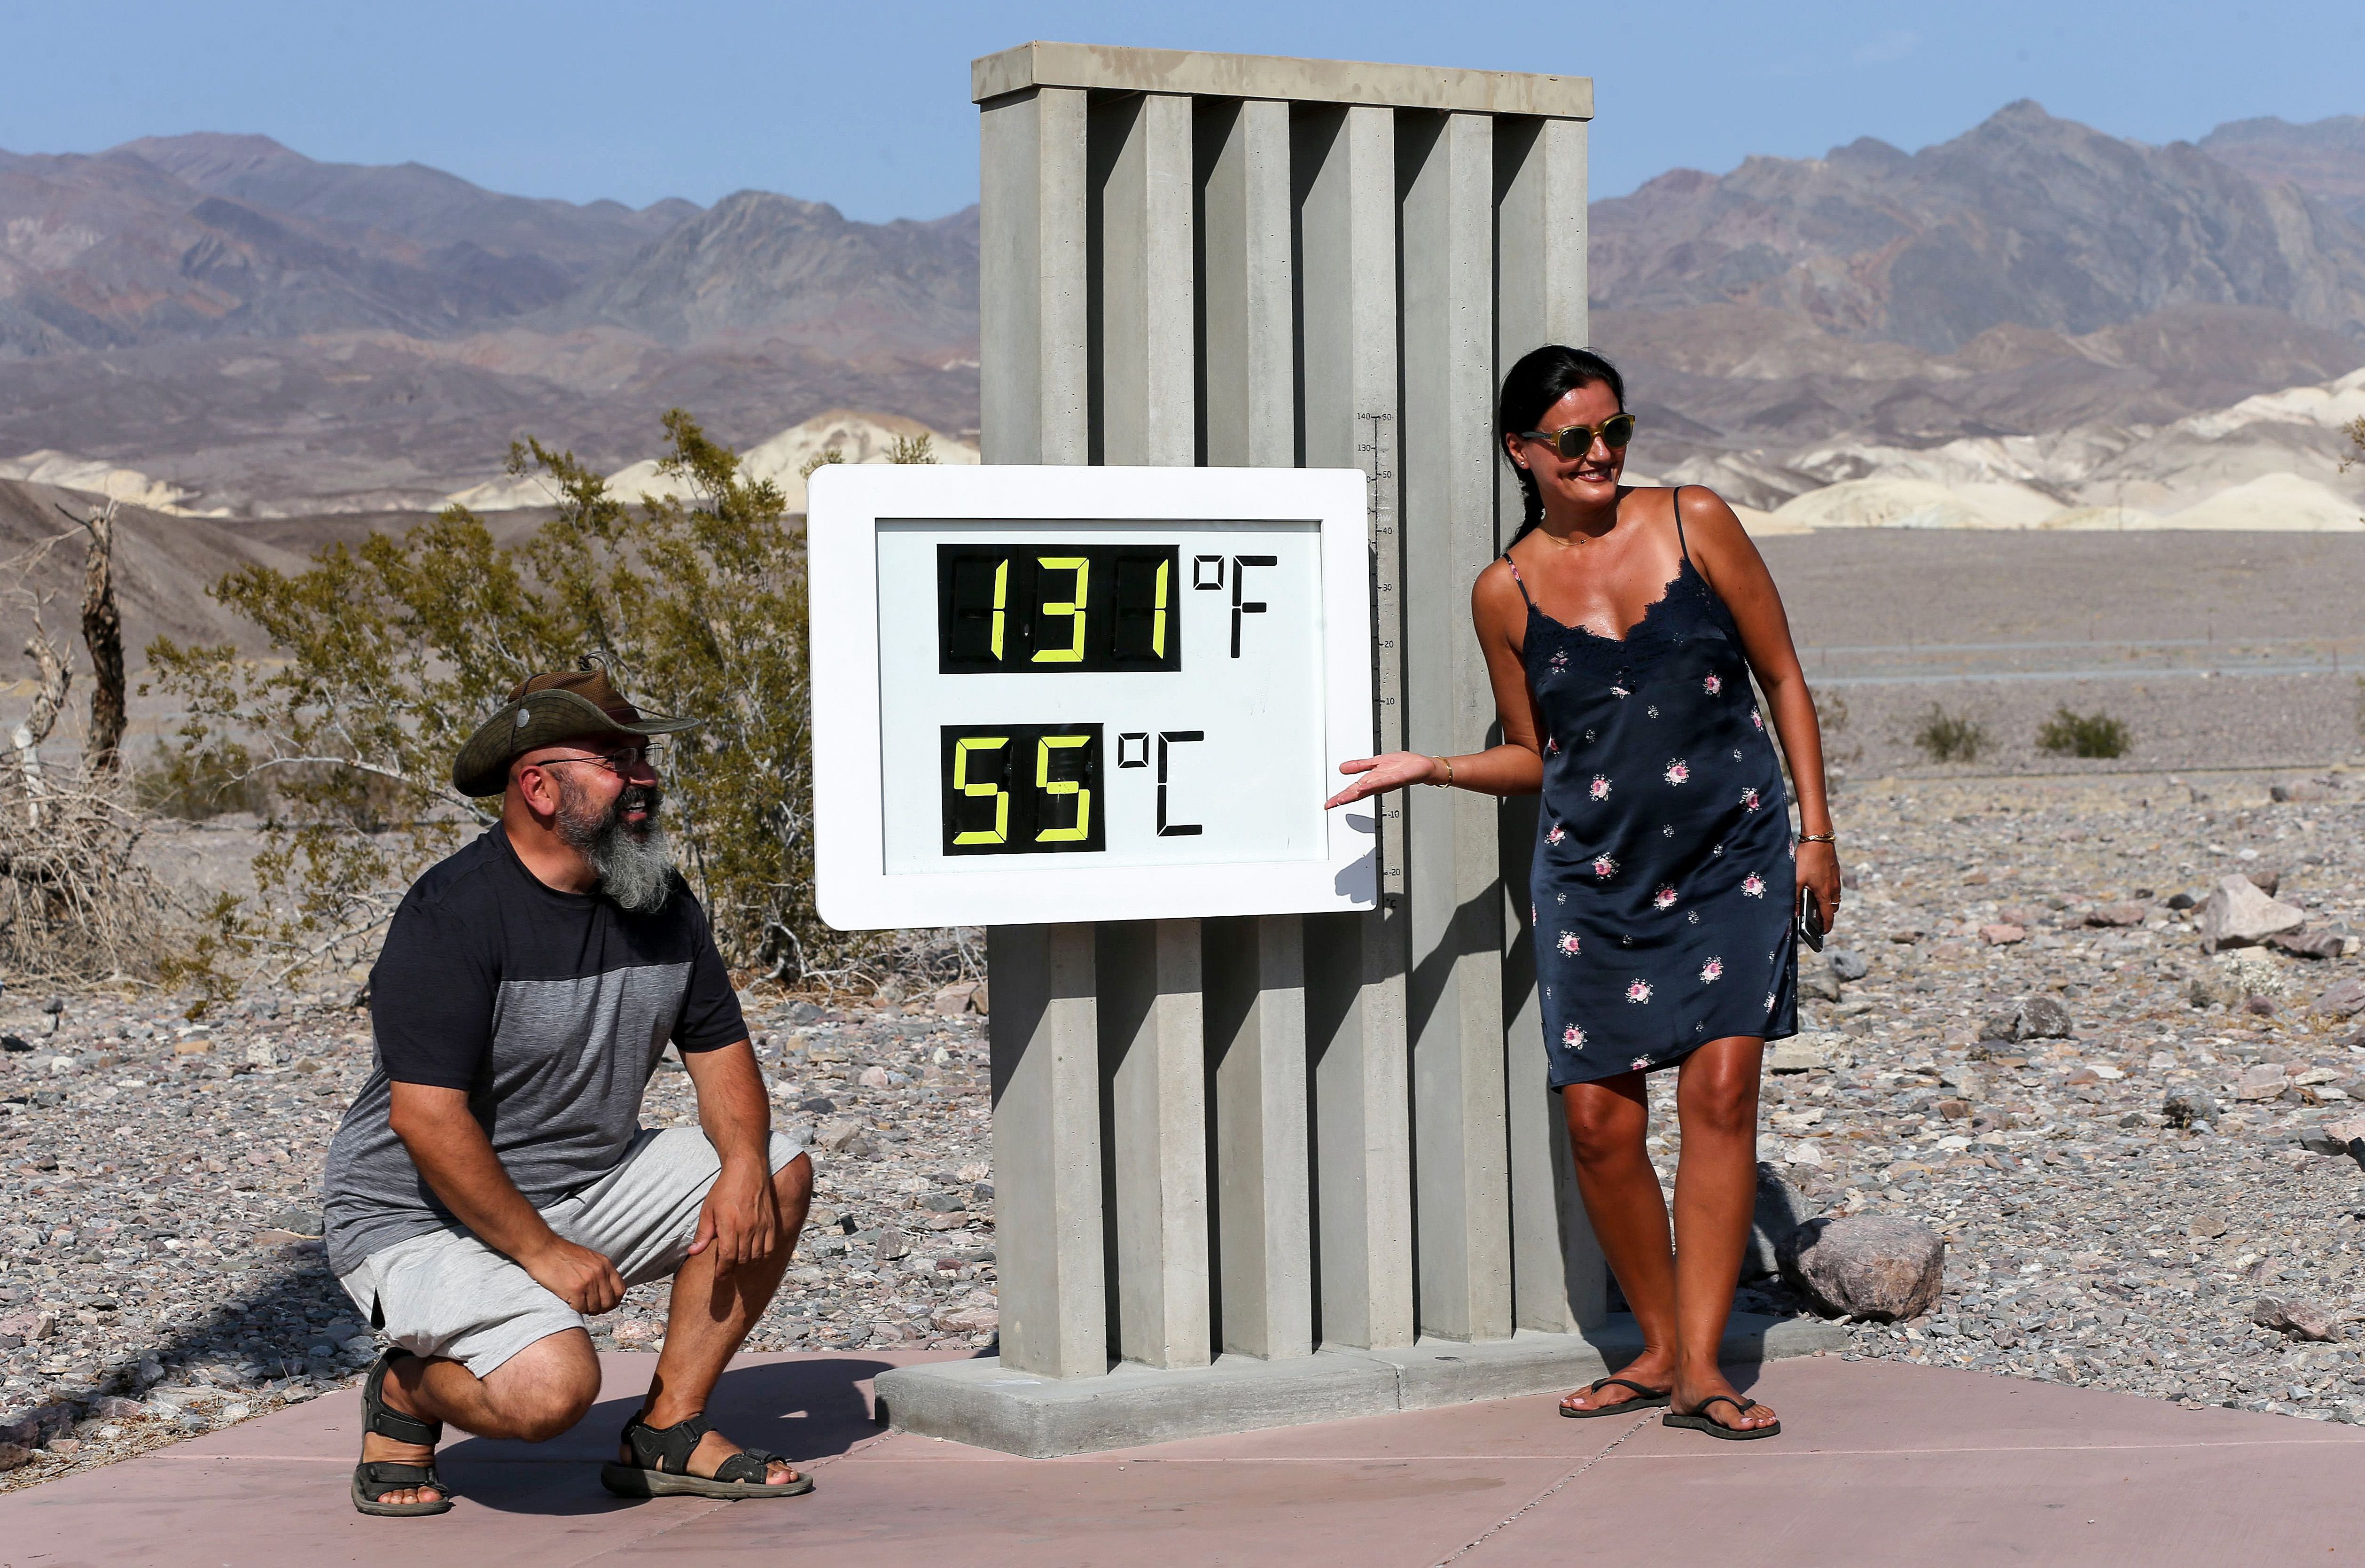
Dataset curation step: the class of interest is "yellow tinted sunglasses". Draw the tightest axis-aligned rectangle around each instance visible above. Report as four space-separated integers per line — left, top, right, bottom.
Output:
1519 413 1637 459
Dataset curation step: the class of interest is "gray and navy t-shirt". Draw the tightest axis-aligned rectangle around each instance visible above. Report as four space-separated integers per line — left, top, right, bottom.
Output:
322 826 746 1276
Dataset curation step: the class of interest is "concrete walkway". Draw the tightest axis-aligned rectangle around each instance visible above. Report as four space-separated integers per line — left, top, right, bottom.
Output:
0 1350 2358 1566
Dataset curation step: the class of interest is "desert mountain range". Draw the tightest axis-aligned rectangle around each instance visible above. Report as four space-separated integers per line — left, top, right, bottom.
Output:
1 104 2361 523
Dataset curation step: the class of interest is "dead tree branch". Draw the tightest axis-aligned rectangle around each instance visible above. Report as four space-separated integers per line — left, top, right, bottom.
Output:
61 500 125 772
11 629 70 823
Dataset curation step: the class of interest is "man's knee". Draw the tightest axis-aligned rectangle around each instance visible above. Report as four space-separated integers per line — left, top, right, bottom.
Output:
774 1151 813 1229
483 1329 601 1442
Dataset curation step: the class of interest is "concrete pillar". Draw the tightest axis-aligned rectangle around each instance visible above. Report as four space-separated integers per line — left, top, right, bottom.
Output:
1090 91 1194 466
989 923 1108 1377
979 86 1088 465
1296 102 1415 1352
979 86 1104 1380
1099 920 1212 1366
1084 88 1215 1368
1398 109 1512 1344
1491 114 1606 1332
1195 97 1316 1362
1204 915 1313 1358
1196 96 1294 468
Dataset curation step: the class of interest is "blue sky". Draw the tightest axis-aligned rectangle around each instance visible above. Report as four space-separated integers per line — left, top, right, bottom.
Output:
1 0 2357 222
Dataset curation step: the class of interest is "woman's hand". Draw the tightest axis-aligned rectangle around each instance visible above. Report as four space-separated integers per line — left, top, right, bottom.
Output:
1326 751 1438 809
1798 841 1842 933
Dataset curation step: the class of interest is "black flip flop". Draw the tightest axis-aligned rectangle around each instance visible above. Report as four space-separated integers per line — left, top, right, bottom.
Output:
1662 1392 1781 1441
601 1410 815 1500
1560 1375 1673 1419
352 1349 455 1516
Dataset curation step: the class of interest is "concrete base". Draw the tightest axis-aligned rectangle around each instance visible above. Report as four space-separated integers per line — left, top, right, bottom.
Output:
873 1311 1846 1457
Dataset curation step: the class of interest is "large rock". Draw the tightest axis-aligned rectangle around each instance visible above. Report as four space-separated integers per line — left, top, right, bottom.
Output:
2251 1295 2340 1342
2016 994 2074 1039
2318 979 2365 1020
1743 1162 1813 1280
2198 874 2307 952
1779 1215 1944 1321
2234 1064 2290 1102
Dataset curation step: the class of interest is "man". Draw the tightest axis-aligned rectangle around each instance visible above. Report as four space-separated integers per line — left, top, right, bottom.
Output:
324 668 814 1516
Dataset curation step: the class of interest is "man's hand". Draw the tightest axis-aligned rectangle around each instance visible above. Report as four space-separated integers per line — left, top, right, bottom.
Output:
688 1159 780 1270
519 1235 625 1315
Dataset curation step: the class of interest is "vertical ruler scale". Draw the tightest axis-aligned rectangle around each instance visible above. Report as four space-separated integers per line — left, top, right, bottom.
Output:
1089 90 1211 1371
1398 109 1513 1345
1491 116 1607 1333
1199 95 1313 1361
976 84 1104 1379
1296 101 1414 1352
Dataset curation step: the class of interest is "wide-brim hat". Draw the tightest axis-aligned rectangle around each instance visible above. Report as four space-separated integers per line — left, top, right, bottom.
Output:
453 668 699 798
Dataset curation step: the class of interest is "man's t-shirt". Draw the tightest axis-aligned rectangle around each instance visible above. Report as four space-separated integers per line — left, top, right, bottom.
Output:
322 827 746 1276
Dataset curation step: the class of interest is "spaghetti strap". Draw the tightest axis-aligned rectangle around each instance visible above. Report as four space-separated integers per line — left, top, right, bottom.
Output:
1670 484 1692 565
1501 552 1535 609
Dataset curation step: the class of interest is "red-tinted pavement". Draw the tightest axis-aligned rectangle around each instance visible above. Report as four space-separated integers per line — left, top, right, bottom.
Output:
0 1350 2357 1566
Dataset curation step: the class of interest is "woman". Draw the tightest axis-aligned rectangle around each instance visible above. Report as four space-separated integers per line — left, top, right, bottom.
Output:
1326 345 1840 1439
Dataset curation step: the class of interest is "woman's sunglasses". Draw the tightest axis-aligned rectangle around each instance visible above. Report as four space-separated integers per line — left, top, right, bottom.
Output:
1519 413 1637 460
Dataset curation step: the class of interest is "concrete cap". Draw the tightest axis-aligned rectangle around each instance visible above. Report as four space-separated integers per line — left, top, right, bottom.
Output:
974 41 1593 119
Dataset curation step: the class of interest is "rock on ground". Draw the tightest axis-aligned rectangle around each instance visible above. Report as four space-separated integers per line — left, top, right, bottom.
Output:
2199 875 2308 952
1780 1216 1946 1321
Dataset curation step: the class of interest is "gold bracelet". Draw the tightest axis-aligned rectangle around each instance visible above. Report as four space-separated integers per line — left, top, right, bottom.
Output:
1797 831 1835 843
1433 756 1455 788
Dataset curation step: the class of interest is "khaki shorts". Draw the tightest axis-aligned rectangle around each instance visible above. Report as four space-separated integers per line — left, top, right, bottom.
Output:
338 1126 808 1378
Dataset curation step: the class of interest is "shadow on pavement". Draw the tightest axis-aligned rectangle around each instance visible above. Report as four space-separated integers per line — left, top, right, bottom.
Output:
437 1355 896 1516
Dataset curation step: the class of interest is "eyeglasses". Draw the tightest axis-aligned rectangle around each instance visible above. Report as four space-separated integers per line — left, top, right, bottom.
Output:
1518 413 1636 460
534 746 653 780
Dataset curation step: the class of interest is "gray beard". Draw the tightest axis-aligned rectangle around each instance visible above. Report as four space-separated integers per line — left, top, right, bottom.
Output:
555 776 677 914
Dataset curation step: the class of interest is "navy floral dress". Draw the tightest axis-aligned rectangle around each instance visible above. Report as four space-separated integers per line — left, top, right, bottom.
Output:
1512 492 1799 1088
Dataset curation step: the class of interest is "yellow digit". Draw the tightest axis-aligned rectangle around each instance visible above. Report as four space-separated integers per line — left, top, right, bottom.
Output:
1035 734 1091 843
990 557 1007 661
1033 556 1087 663
952 736 1009 845
1152 556 1169 657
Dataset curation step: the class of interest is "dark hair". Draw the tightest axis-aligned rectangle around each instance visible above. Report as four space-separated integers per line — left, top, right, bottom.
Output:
1498 345 1626 546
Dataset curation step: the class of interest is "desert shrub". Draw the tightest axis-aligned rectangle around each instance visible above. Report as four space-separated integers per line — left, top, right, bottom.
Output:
146 411 889 1010
2036 707 2130 759
1912 704 1989 764
0 770 168 983
133 745 271 821
884 431 937 465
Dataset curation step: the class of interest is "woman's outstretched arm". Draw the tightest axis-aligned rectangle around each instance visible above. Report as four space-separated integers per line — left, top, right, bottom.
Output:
1326 558 1544 807
1678 487 1843 930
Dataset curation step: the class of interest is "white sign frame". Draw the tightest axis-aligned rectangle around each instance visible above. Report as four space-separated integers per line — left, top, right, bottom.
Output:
809 463 1377 929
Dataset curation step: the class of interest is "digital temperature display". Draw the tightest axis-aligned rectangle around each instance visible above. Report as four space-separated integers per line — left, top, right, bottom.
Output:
939 724 1104 854
938 546 1181 673
807 463 1374 929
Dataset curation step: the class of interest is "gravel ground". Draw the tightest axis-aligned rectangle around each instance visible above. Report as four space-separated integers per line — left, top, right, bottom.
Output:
0 764 2356 1490
1704 767 2365 1421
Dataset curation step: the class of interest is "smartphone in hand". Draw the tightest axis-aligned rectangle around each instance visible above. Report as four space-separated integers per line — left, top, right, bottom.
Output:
1797 886 1826 953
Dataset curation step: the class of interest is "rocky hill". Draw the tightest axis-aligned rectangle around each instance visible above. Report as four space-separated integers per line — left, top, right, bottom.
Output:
4 108 2364 518
1594 101 2365 351
0 134 980 514
1596 103 2365 491
2199 116 2365 227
